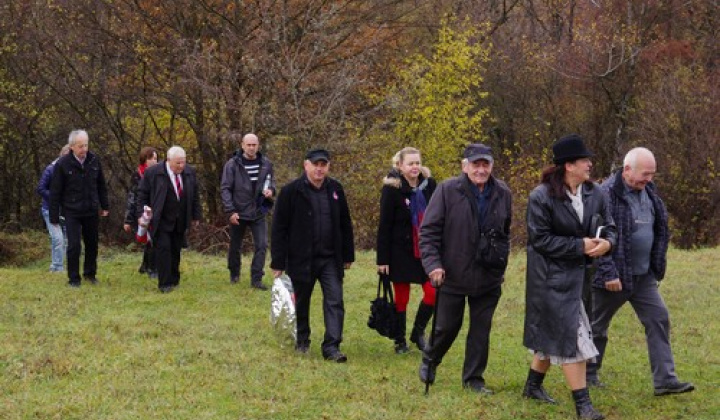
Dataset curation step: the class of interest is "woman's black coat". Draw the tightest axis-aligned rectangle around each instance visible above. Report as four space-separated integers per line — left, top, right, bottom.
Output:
376 168 436 284
523 181 617 357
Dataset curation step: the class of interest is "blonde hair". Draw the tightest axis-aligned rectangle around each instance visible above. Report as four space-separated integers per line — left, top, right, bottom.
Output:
392 147 421 167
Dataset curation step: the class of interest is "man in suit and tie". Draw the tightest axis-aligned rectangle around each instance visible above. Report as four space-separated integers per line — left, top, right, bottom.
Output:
137 146 202 293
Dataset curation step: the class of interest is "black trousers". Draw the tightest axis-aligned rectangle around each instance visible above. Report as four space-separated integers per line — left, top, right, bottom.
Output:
154 229 184 289
227 217 267 282
65 213 99 284
426 286 502 385
292 257 344 356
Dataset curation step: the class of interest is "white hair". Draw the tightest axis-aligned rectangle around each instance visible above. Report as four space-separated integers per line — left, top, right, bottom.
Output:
167 146 186 160
624 147 654 170
68 129 88 146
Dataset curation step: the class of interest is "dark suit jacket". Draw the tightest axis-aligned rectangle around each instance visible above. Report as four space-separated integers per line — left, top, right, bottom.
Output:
136 162 201 235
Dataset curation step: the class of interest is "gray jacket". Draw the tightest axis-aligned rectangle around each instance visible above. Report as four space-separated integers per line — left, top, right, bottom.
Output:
220 151 275 221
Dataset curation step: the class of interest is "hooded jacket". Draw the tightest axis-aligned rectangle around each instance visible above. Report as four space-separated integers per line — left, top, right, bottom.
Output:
419 173 512 295
376 167 436 284
220 151 275 221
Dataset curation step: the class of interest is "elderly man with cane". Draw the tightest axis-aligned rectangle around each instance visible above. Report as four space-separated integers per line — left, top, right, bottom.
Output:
418 144 512 394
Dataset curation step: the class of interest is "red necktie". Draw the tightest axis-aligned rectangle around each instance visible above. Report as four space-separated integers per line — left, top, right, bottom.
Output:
175 173 183 198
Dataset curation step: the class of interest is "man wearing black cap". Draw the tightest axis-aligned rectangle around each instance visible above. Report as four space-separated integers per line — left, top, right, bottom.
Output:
271 148 355 362
418 143 512 394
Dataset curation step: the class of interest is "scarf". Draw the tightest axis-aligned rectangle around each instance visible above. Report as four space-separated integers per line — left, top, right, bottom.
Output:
409 179 429 259
137 163 148 177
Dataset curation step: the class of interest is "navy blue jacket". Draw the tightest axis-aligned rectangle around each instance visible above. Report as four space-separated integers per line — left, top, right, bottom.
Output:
593 170 670 291
36 159 58 211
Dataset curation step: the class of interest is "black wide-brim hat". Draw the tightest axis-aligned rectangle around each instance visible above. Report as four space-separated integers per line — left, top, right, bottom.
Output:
552 134 594 164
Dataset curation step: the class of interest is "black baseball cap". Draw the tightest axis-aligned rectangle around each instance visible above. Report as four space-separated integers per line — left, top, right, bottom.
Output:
305 148 330 163
463 144 493 163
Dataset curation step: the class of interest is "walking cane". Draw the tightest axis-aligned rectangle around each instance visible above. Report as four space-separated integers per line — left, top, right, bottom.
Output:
424 283 441 396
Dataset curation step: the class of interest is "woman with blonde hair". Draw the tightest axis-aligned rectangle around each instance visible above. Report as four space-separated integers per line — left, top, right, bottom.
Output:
377 147 437 353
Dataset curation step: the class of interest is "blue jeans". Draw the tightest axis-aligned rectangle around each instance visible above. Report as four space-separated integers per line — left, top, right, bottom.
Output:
41 208 65 272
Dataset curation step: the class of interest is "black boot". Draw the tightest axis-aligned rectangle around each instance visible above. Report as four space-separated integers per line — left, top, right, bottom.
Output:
418 354 437 384
394 312 409 354
410 302 433 351
522 369 556 404
572 388 605 420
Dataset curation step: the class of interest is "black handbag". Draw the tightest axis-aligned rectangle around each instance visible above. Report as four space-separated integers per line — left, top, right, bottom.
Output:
475 228 510 271
367 274 401 339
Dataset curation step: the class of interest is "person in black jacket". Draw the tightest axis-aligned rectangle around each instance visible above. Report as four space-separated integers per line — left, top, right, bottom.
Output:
49 130 109 287
220 133 276 290
418 144 512 394
136 146 202 293
523 134 616 420
123 146 158 278
271 148 355 363
376 147 437 354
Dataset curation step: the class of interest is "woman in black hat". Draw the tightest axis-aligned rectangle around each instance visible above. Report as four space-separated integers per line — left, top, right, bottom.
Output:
376 147 437 354
522 134 617 420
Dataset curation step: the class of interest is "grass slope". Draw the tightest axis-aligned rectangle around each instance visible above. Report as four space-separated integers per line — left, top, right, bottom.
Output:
1 247 718 419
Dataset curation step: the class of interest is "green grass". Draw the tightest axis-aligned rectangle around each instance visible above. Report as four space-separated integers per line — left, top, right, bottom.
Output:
1 246 719 419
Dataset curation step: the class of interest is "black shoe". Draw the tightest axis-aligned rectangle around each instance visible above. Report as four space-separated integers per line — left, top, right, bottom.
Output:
464 380 494 395
587 377 606 388
523 383 556 404
654 381 694 396
572 388 605 420
410 331 427 352
394 341 409 354
68 282 80 288
323 351 347 363
138 264 147 274
295 342 310 355
577 405 605 420
419 357 436 384
85 277 98 285
159 286 175 293
251 281 268 291
148 271 158 279
230 275 239 284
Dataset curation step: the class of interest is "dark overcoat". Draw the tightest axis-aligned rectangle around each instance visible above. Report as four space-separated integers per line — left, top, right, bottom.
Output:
376 168 436 284
270 174 355 283
419 174 512 296
523 181 617 357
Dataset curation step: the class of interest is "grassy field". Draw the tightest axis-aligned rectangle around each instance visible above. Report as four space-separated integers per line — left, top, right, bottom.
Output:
1 245 718 419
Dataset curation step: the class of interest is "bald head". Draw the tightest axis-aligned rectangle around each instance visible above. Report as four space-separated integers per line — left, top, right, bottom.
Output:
241 133 260 159
623 147 656 191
